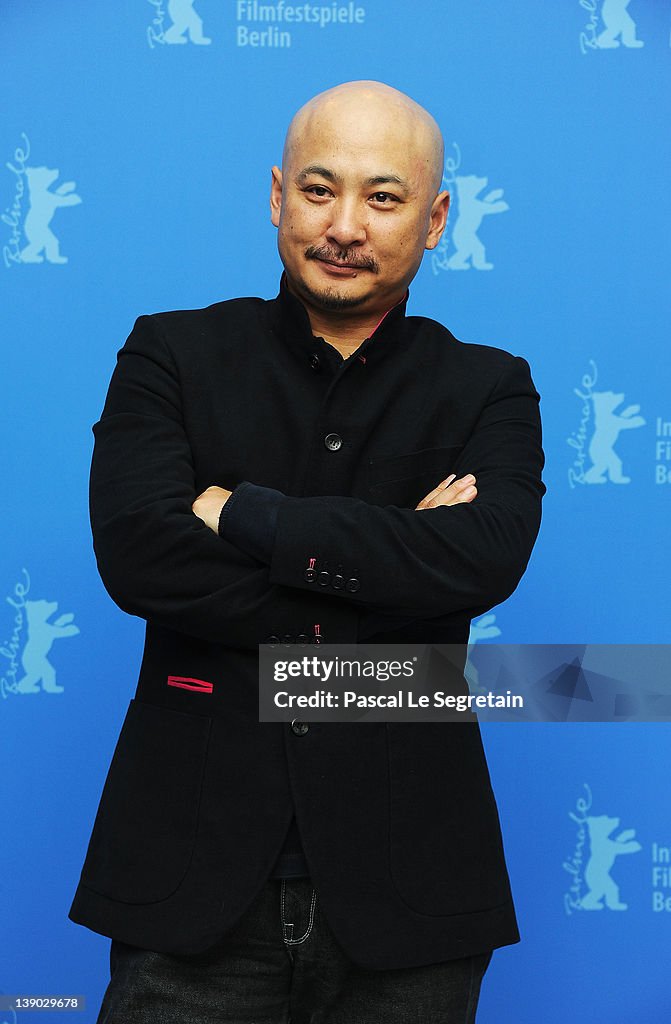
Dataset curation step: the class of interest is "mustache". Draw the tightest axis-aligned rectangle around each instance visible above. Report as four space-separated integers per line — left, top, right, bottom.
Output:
305 245 379 273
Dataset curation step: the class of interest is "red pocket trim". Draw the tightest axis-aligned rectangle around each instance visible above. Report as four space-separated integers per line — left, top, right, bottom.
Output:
167 675 214 694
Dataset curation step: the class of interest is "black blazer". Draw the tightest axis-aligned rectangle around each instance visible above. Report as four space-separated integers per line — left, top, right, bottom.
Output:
68 281 545 970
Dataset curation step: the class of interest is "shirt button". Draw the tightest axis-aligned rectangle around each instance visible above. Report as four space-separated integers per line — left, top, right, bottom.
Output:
332 574 344 590
346 578 361 593
266 635 280 645
291 720 309 736
281 634 294 646
318 571 331 586
310 354 321 371
296 633 309 645
324 433 342 451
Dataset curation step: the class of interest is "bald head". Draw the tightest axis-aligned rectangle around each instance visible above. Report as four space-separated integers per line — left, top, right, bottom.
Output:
282 81 445 198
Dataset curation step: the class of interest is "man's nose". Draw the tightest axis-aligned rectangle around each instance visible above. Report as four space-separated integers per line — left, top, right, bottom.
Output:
326 199 367 248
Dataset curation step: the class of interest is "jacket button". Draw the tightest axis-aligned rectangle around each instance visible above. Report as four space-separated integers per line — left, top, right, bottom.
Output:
281 634 294 646
346 578 361 592
291 719 309 736
332 574 344 590
296 633 309 645
310 354 321 371
318 571 331 586
304 568 316 582
324 433 342 451
266 635 280 645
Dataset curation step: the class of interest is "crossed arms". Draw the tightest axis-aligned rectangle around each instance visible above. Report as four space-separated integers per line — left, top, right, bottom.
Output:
90 315 545 648
192 471 479 533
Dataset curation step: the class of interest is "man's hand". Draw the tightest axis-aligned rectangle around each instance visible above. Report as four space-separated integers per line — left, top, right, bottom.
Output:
192 485 232 533
415 473 477 510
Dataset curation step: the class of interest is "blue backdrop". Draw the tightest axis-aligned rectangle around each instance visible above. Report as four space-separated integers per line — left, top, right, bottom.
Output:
2 2 670 1021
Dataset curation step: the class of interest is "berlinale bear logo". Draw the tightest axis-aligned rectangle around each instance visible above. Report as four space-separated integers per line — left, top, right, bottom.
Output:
580 814 642 910
580 0 644 54
582 391 645 484
15 600 80 694
597 0 644 48
147 0 211 48
19 166 82 266
1 571 79 699
564 784 642 914
432 144 508 275
568 362 645 488
445 175 509 272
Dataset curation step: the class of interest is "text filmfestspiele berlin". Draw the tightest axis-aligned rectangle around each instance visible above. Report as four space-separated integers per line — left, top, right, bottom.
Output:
236 1 366 48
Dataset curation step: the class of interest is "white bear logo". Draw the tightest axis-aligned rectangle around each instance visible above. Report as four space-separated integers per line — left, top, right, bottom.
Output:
15 599 79 694
597 0 644 49
164 0 211 45
580 814 641 910
19 166 82 264
582 390 645 484
447 174 509 271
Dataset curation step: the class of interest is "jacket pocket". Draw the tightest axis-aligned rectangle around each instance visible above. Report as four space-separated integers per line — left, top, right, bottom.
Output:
386 722 512 916
80 699 211 904
367 445 464 508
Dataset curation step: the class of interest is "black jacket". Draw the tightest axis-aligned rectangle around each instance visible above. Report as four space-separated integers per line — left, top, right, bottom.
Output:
68 278 545 969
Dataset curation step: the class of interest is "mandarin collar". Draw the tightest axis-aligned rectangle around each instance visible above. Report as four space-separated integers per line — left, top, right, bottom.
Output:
267 272 410 363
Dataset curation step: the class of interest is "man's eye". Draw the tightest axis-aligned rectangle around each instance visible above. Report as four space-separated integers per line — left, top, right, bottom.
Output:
371 192 397 205
305 185 331 198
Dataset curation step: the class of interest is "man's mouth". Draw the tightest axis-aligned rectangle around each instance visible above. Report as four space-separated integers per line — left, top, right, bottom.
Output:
319 258 361 268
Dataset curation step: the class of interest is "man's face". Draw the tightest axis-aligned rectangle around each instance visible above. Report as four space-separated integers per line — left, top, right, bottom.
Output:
270 101 448 319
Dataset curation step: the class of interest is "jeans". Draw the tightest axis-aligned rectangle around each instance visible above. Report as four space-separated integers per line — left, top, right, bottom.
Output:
96 876 492 1023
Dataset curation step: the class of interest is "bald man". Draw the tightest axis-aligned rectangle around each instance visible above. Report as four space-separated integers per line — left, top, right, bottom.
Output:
71 81 545 1023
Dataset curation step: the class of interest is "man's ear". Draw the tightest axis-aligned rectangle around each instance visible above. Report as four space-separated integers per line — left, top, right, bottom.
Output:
270 165 283 227
425 190 450 251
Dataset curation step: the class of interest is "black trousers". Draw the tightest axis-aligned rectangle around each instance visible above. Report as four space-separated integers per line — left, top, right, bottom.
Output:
96 877 492 1023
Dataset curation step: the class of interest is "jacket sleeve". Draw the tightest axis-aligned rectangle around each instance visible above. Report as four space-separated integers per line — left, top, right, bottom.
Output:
88 314 358 648
265 353 546 620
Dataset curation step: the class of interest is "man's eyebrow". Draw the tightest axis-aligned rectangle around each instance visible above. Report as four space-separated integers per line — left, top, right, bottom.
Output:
363 174 410 193
296 165 343 184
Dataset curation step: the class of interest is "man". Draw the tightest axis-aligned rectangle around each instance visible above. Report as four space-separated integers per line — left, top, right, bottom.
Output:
69 81 545 1022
